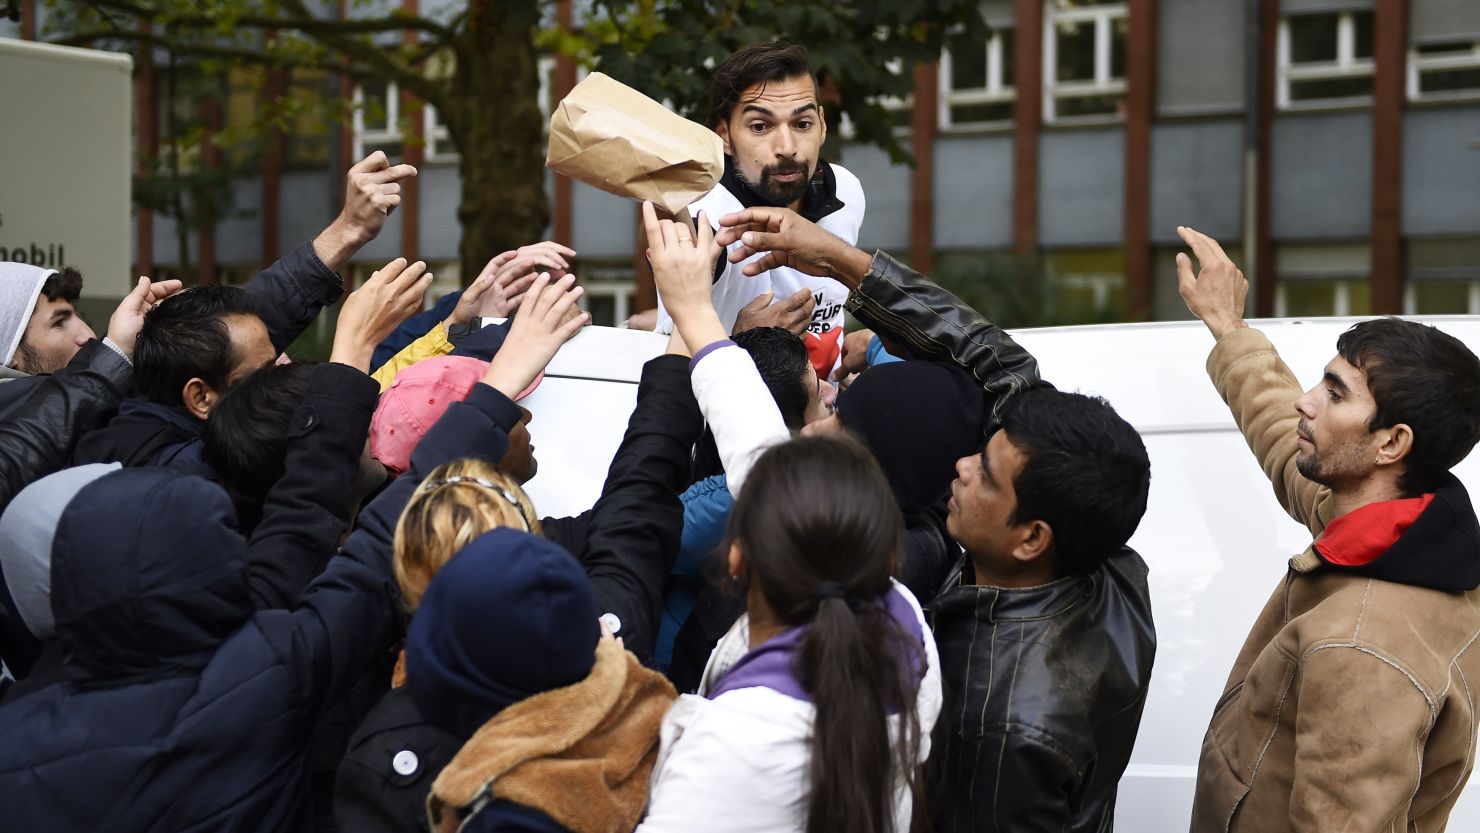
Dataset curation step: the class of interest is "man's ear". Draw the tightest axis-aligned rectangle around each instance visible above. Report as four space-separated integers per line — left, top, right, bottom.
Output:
181 378 217 421
1011 520 1055 565
817 104 827 145
1375 423 1414 468
715 119 733 157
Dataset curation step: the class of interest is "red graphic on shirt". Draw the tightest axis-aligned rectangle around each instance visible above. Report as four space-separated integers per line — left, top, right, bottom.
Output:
805 327 843 380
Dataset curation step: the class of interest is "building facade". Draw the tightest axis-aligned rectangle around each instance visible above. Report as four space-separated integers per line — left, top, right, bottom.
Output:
6 0 1480 329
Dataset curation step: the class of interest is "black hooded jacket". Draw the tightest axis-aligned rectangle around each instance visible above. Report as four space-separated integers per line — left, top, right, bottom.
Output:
72 240 344 475
0 372 513 832
334 354 703 833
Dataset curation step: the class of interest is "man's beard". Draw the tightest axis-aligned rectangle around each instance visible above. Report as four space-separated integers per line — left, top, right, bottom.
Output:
735 159 812 207
1294 420 1371 488
10 339 43 375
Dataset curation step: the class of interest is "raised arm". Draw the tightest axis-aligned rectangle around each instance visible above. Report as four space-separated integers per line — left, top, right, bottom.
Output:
242 362 378 609
1178 225 1328 532
242 261 431 608
552 352 705 662
715 207 1040 423
246 152 418 353
644 202 789 497
272 366 531 718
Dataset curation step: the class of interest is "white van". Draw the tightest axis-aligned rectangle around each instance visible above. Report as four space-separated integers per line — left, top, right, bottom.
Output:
517 316 1480 830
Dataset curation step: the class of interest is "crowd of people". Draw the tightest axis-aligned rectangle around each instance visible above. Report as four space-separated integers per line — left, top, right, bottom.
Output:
2 40 1480 833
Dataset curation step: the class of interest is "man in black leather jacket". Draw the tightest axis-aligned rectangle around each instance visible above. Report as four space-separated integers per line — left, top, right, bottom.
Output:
715 207 1158 832
0 276 182 514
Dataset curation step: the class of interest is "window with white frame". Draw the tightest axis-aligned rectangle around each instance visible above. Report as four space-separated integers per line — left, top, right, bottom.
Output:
940 27 1015 129
353 80 457 163
538 56 558 120
1044 0 1127 122
1404 280 1480 314
1275 279 1371 316
879 59 915 131
836 60 912 140
1274 244 1372 316
1408 39 1480 101
353 80 401 161
578 265 638 327
424 103 455 162
1278 11 1375 108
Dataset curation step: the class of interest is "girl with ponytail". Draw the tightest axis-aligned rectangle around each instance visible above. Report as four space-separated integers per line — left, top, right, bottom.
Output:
636 433 942 833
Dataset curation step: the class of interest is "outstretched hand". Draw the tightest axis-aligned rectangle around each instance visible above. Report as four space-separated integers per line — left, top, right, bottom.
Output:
715 207 872 289
481 273 590 401
332 257 435 372
642 201 727 351
341 150 418 241
732 288 815 337
1175 226 1249 341
472 241 577 320
313 150 420 272
107 276 184 361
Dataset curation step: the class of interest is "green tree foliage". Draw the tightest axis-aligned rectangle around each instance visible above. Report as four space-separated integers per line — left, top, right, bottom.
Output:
44 0 982 281
584 0 985 162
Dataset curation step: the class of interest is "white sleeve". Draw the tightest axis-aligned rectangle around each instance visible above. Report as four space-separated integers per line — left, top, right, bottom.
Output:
689 342 790 498
635 695 806 833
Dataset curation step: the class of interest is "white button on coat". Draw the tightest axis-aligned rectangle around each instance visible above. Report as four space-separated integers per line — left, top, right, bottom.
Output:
392 750 419 776
600 612 622 635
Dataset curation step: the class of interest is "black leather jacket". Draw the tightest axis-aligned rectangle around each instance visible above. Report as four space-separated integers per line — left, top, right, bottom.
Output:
0 339 132 514
848 251 1156 831
844 250 1040 426
930 551 1155 833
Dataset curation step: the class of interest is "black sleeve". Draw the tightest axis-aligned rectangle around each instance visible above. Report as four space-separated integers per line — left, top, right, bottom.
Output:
267 381 524 718
244 241 346 354
245 362 381 610
936 731 1077 833
565 354 704 663
540 510 590 557
845 250 1043 424
898 508 961 603
0 340 131 513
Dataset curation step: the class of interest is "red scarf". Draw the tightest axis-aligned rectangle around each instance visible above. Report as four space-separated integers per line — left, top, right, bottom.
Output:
1315 494 1435 566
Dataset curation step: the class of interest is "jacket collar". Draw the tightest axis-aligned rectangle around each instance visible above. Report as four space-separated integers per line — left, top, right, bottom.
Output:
708 584 925 705
929 561 1115 625
427 637 675 833
719 156 846 223
1299 473 1480 593
118 398 205 436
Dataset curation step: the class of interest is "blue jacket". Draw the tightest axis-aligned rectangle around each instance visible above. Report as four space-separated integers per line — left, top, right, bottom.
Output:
654 474 732 671
373 289 463 369
0 381 515 833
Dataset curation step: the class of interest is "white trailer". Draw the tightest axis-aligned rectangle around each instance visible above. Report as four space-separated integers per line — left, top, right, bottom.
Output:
0 38 132 294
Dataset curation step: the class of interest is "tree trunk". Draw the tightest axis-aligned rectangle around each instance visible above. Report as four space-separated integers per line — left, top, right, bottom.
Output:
450 0 548 284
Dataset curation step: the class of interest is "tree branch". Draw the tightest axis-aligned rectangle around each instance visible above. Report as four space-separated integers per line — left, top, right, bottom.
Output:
54 28 388 81
83 0 459 41
275 0 445 105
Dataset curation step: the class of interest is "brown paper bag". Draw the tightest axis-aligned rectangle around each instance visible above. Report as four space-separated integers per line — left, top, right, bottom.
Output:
546 72 724 220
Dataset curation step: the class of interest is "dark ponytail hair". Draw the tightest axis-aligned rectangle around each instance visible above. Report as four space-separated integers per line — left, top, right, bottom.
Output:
727 434 925 833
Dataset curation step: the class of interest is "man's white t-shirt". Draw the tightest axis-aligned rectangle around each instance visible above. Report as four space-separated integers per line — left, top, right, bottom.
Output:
654 162 866 379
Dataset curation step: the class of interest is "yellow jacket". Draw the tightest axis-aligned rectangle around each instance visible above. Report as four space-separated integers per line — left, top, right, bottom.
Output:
370 324 454 393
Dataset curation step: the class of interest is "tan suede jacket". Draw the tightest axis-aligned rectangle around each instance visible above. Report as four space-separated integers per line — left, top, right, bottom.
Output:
1191 326 1480 833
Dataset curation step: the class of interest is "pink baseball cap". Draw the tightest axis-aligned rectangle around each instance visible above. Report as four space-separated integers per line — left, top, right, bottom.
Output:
369 355 542 475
